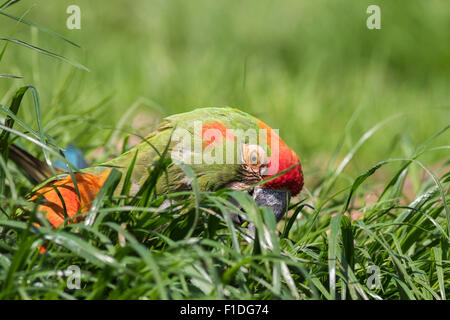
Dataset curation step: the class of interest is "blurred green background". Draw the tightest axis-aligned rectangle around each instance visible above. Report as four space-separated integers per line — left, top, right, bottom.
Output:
1 0 449 187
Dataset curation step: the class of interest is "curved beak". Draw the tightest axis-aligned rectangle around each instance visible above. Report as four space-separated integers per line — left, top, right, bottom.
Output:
252 187 290 221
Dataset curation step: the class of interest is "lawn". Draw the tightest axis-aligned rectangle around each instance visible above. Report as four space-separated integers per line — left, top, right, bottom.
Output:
0 0 448 299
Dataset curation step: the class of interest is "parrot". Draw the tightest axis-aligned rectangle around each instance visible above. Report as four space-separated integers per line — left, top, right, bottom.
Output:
7 107 304 228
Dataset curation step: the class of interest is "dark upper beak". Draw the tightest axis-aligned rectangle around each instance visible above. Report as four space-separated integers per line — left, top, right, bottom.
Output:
252 187 290 222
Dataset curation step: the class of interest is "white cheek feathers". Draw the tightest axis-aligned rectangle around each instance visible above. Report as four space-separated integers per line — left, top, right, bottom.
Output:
242 144 268 166
241 144 269 176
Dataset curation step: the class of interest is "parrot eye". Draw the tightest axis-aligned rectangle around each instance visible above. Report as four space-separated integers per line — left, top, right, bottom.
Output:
249 152 258 164
242 144 267 169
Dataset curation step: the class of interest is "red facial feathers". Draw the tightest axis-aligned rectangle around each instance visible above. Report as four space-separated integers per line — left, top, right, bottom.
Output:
257 120 304 196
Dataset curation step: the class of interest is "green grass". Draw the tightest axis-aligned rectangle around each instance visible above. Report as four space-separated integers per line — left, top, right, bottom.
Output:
0 0 449 299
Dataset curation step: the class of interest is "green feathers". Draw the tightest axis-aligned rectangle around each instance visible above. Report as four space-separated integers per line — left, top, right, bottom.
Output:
96 107 265 195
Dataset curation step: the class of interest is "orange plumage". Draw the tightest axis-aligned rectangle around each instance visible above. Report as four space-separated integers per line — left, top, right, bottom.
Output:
30 171 110 228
